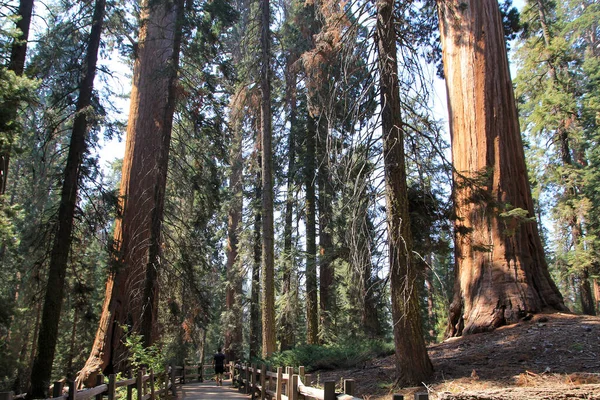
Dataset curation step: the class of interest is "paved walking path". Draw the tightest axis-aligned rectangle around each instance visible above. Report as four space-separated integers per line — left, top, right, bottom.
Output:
178 379 249 400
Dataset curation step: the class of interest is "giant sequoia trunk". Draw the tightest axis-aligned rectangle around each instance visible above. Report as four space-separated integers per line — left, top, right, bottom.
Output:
1 0 34 195
437 0 567 336
28 1 106 395
77 0 183 386
376 0 433 386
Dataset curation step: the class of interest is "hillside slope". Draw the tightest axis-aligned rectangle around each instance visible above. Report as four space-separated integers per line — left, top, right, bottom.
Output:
312 313 600 399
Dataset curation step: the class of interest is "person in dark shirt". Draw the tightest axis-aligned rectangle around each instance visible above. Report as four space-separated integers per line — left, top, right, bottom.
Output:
213 347 226 386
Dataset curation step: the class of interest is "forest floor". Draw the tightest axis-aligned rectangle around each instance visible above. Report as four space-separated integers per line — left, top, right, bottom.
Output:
313 313 600 399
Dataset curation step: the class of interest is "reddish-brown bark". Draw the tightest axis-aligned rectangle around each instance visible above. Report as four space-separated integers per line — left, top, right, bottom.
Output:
224 91 244 363
260 0 276 358
376 0 433 386
437 0 567 336
77 0 183 386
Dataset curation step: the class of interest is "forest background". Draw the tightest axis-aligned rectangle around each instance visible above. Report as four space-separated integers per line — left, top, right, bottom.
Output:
0 0 599 396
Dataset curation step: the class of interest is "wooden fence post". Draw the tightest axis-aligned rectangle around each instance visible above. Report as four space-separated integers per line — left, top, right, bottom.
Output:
289 375 298 400
170 365 177 397
323 381 335 400
286 367 294 399
127 371 133 400
136 370 143 400
260 364 266 400
343 379 355 396
251 363 257 396
392 395 404 400
245 364 250 394
107 375 116 400
95 375 104 400
68 380 76 400
415 393 428 400
53 381 64 398
275 367 282 400
0 392 13 400
149 370 155 400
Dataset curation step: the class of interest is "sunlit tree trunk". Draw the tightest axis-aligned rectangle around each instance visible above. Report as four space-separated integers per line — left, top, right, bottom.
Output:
437 0 567 336
259 0 276 358
77 0 183 386
1 0 34 195
224 90 244 362
376 0 433 386
29 1 106 395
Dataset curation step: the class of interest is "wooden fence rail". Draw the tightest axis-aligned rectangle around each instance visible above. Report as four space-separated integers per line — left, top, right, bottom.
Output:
171 362 234 384
0 367 174 400
233 363 364 400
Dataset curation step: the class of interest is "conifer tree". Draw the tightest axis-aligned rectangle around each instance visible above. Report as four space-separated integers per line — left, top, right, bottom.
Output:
29 0 106 395
78 0 184 385
438 0 567 336
376 0 433 385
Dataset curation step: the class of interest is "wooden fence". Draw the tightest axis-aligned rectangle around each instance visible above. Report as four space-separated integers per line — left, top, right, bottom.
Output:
1 363 429 400
171 361 234 384
233 363 363 400
0 367 173 400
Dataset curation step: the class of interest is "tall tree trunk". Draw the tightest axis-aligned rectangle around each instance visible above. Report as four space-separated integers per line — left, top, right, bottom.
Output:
259 0 276 358
376 0 433 386
280 54 298 351
1 0 34 195
67 306 79 377
224 96 244 363
29 1 106 395
250 154 262 360
317 119 334 343
77 0 183 386
437 0 567 336
305 115 318 345
593 277 600 314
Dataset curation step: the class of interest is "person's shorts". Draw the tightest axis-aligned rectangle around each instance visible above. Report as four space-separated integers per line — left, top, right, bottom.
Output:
215 365 225 374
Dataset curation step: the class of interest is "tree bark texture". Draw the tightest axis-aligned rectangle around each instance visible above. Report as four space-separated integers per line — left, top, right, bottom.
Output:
280 53 298 351
224 99 244 363
437 0 567 336
376 0 433 386
305 115 319 345
593 278 600 314
250 149 262 360
29 0 106 395
77 0 182 386
1 0 34 195
317 118 335 343
260 0 276 358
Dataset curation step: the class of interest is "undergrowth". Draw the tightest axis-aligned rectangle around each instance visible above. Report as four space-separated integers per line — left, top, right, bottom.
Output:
263 340 394 372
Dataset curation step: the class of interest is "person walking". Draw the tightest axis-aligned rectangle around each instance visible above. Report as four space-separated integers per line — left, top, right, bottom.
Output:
213 346 226 386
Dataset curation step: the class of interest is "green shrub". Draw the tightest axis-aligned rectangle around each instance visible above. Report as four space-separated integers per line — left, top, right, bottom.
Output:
266 339 394 372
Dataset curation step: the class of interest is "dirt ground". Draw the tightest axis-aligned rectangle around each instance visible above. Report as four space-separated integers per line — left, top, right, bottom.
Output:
311 313 600 399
